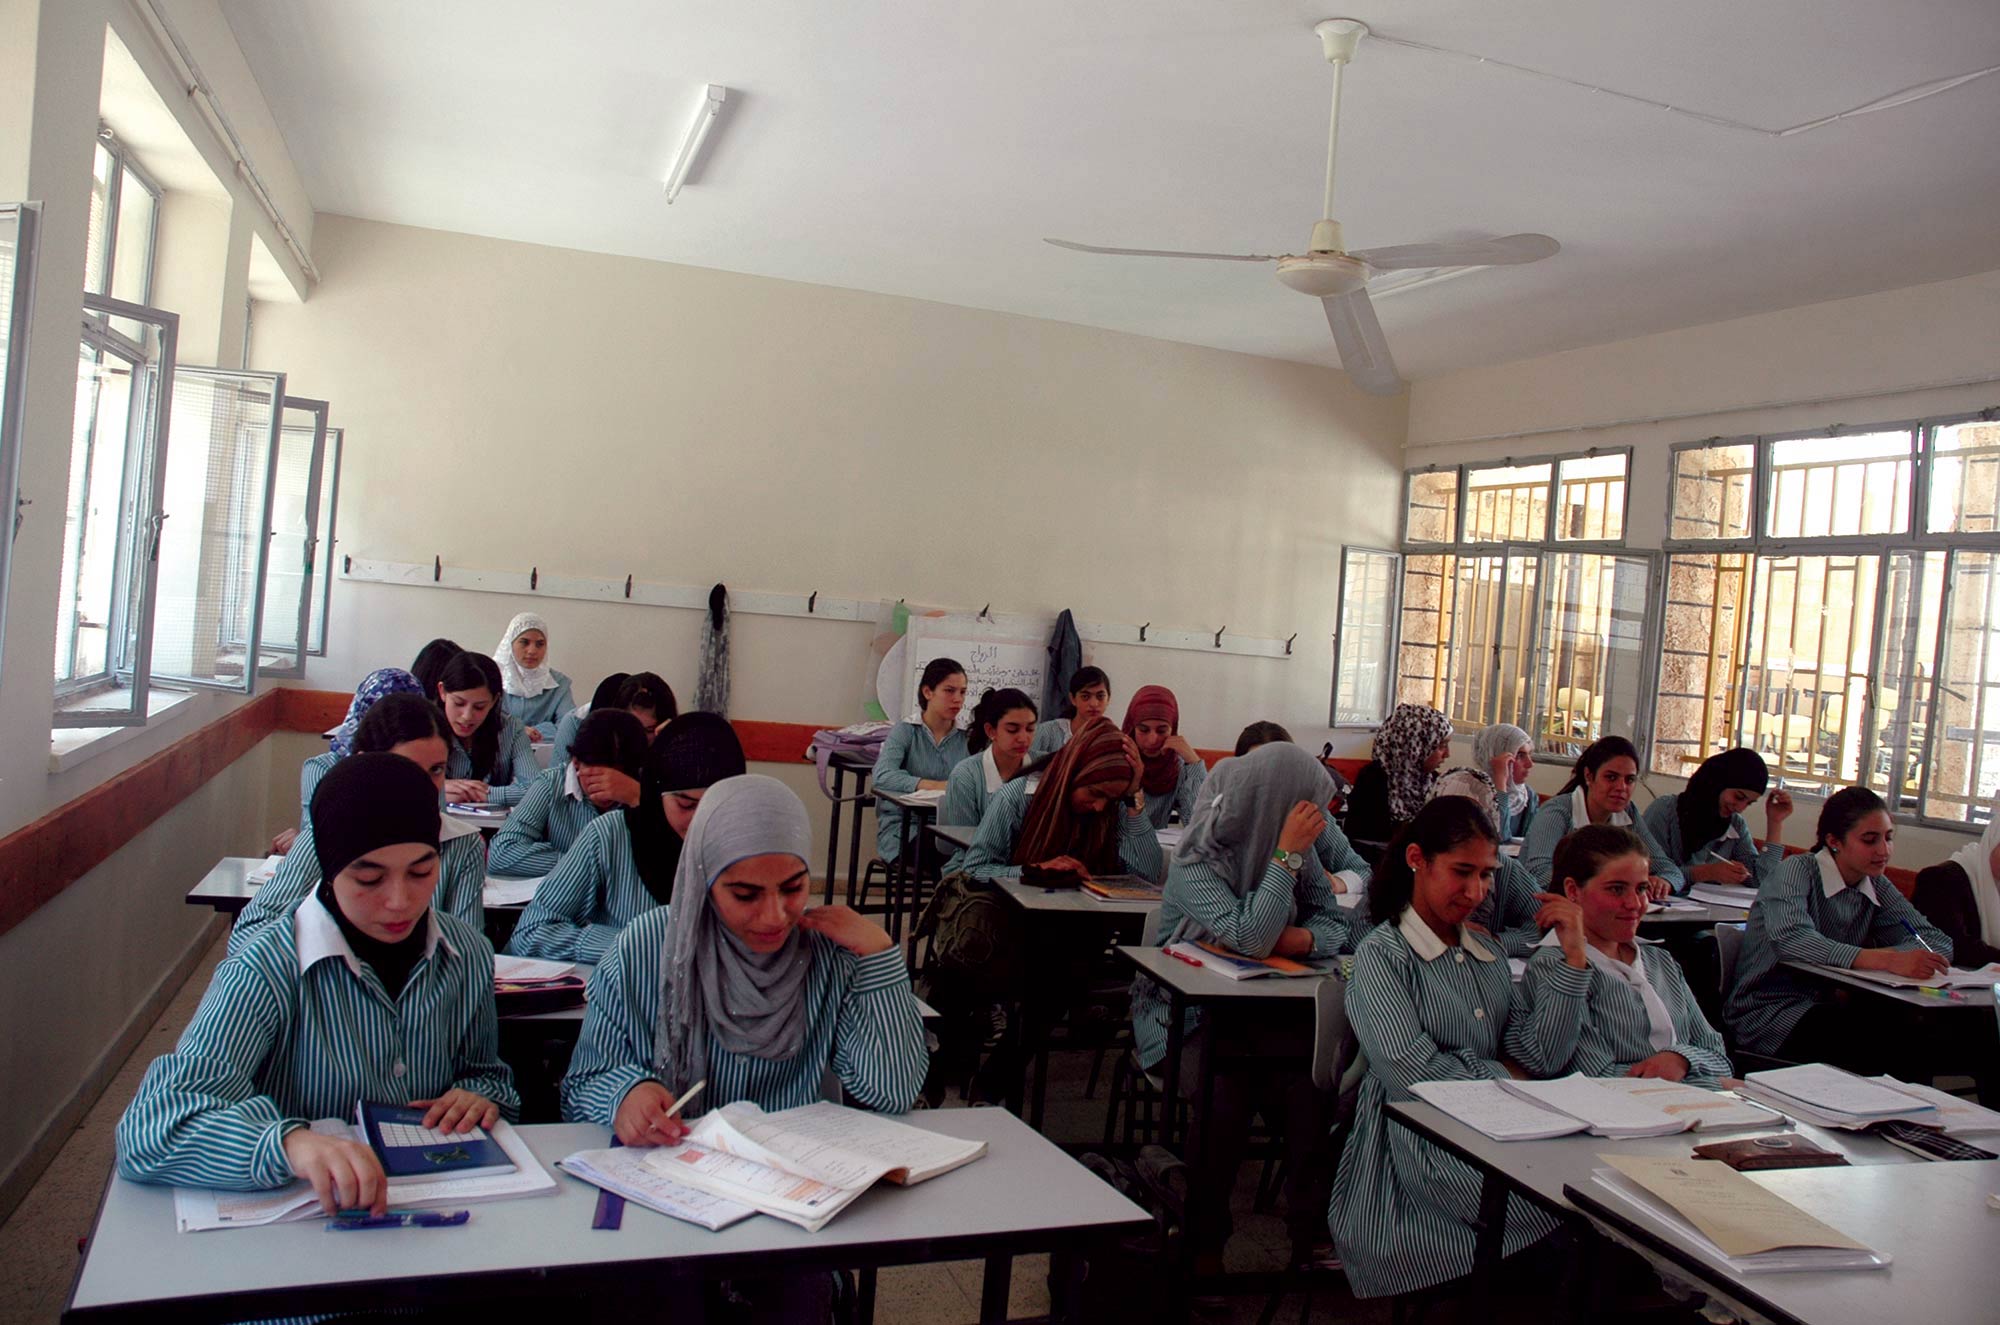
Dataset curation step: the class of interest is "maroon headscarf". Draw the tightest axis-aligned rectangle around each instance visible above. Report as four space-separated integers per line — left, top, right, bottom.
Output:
1122 685 1183 797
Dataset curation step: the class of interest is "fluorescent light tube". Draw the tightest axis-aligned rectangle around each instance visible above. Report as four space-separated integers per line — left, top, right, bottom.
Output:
664 84 728 202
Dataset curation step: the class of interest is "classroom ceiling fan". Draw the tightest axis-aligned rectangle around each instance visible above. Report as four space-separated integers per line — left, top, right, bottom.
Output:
1044 19 1560 396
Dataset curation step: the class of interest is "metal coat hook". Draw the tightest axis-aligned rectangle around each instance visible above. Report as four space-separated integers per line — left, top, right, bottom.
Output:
1139 622 1150 642
433 555 441 583
624 574 633 600
530 567 539 590
978 603 993 622
1285 632 1298 656
807 590 818 614
342 554 351 574
1213 626 1227 649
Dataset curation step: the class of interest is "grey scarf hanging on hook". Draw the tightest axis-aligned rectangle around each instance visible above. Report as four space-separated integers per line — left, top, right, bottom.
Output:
696 583 730 715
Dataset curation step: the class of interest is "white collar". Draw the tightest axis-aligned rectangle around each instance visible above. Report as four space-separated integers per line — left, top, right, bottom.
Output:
439 812 483 843
294 892 449 977
981 747 1006 794
1816 848 1880 905
1722 820 1740 841
1570 786 1631 828
1396 905 1498 963
564 760 587 802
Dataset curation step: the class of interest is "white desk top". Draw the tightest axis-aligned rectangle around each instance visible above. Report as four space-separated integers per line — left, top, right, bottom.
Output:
68 1112 1145 1319
929 822 978 850
876 788 944 811
1117 944 1331 1002
1782 960 1999 1009
184 856 271 912
998 878 1160 917
446 803 511 825
1638 900 1751 928
1567 1158 2000 1325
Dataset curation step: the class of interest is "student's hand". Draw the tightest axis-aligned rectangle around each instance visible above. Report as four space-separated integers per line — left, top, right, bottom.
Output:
1534 892 1588 967
1165 733 1200 764
798 905 894 956
1690 860 1751 886
1277 801 1324 855
271 827 298 855
443 779 489 804
579 766 642 808
613 1081 689 1148
1035 855 1091 881
1128 791 1146 817
1859 947 1950 980
1118 734 1146 785
525 725 544 743
1645 875 1673 901
284 1128 389 1216
1274 926 1314 958
1328 874 1348 895
1625 1052 1691 1082
411 1089 500 1134
1765 789 1793 837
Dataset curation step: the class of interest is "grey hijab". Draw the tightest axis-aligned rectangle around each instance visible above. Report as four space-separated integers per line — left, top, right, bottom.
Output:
652 775 815 1111
1174 742 1332 909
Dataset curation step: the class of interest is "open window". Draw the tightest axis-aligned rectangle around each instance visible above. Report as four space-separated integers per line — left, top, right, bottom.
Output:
306 425 342 656
0 203 39 680
257 397 329 679
1331 546 1400 726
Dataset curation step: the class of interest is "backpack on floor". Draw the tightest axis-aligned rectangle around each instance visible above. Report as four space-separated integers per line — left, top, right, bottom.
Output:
914 871 1024 994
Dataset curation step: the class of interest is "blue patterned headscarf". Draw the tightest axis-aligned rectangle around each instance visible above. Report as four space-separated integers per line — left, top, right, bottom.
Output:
329 668 425 758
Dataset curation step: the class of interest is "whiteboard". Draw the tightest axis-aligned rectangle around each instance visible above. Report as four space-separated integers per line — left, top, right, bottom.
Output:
879 613 1050 725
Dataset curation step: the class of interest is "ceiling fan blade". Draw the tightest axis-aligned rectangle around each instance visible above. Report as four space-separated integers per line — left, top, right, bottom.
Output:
1322 290 1404 396
1044 237 1280 262
1349 233 1560 272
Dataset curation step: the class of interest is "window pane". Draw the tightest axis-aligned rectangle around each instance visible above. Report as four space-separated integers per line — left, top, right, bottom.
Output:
1765 431 1913 539
1536 554 1650 758
1554 453 1627 542
1653 552 1752 775
1669 442 1756 541
1738 553 1880 792
307 427 342 656
1333 547 1398 725
151 369 281 690
1462 463 1551 543
1926 420 2000 536
84 144 112 297
1914 550 2000 824
109 164 155 306
1404 469 1458 544
58 344 139 685
1397 554 1453 711
1872 551 1946 813
1442 553 1538 726
261 410 322 672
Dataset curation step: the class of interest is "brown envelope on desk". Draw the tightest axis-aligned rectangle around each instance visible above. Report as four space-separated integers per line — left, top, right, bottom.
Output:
1599 1153 1870 1257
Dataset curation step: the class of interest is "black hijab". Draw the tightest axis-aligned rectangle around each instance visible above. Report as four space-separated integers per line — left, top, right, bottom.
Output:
1677 747 1770 859
311 753 444 1001
627 712 747 904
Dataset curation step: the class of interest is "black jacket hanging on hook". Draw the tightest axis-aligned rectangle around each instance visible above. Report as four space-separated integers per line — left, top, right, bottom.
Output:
696 583 731 716
1043 609 1081 721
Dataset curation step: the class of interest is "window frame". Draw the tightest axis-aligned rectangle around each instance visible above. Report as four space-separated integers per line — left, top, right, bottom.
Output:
307 425 343 657
87 129 160 309
1330 544 1402 728
0 202 41 689
256 397 329 681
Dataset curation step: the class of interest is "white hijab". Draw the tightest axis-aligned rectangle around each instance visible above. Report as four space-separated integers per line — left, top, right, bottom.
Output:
494 611 556 697
1948 794 2000 950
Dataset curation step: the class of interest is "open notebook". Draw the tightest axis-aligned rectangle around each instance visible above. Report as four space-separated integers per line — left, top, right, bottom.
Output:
1737 1064 1943 1130
1798 960 2000 989
1413 1075 1781 1141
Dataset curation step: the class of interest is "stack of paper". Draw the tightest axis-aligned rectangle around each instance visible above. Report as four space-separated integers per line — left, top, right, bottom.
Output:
493 955 576 984
1588 1154 1888 1273
1081 875 1164 902
1646 895 1706 913
1410 1080 1593 1140
1163 942 1328 980
1502 1076 1697 1138
1155 826 1186 850
172 1117 558 1232
1686 884 1756 910
1866 1077 2000 1136
483 875 544 907
557 1147 755 1231
1739 1064 1941 1130
244 854 285 887
1415 1075 1780 1142
1799 961 2000 989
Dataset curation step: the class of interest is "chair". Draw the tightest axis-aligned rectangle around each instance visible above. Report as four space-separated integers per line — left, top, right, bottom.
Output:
1713 922 1796 1074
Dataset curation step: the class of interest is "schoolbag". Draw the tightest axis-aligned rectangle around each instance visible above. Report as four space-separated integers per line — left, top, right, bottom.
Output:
805 721 892 800
914 871 1023 994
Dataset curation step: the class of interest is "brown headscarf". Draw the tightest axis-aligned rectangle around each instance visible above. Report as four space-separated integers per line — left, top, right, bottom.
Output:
1013 716 1141 873
1122 684 1183 797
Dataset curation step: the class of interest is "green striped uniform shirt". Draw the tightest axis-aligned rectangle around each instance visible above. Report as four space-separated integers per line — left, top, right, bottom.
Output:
871 721 971 862
503 811 658 963
1521 789 1686 893
1641 794 1787 886
561 906 928 1125
446 715 540 808
487 763 604 878
1137 759 1206 829
1506 939 1732 1081
958 777 1164 883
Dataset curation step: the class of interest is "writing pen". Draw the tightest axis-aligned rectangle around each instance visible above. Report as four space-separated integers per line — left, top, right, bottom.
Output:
664 1079 706 1119
1899 917 1943 956
328 1209 470 1230
1166 948 1203 969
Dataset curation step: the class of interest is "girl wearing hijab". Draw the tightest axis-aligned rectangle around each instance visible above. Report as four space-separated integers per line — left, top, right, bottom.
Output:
300 667 426 816
235 695 486 957
506 713 746 963
494 611 574 742
1522 735 1683 897
1029 665 1112 759
489 709 651 879
1130 742 1354 1265
940 687 1037 873
1329 798 1580 1298
1122 684 1207 829
1641 747 1793 889
1913 795 2000 968
1473 722 1538 840
118 754 518 1209
550 671 676 768
561 774 927 1129
958 717 1163 884
1425 768 1548 958
435 650 539 808
1344 703 1455 848
871 657 972 867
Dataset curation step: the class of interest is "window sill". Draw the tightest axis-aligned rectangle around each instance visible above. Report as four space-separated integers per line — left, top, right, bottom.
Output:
49 690 199 772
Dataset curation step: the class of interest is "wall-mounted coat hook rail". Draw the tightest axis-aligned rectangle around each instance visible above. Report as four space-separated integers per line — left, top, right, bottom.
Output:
978 604 993 622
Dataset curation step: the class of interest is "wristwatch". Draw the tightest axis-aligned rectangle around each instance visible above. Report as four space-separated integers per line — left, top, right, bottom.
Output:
1274 850 1304 874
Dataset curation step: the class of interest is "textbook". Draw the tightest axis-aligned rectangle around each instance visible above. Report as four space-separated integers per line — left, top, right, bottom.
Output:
172 1117 556 1232
1163 941 1328 980
483 875 544 907
557 1147 756 1231
1738 1064 1941 1130
1685 883 1757 910
1866 1076 2000 1135
635 1101 987 1233
359 1101 518 1183
1586 1154 1888 1273
1081 874 1164 902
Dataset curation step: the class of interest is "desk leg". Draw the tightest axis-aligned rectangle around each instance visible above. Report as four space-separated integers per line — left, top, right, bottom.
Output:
825 764 846 908
857 1266 878 1325
1161 987 1185 1147
1471 1169 1508 1289
978 1253 1013 1324
847 778 868 907
1048 1247 1085 1324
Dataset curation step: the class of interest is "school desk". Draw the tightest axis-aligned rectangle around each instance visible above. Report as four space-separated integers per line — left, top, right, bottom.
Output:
64 1111 1147 1324
183 856 269 916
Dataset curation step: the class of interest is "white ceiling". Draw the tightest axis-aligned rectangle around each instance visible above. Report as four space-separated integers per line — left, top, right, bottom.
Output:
218 0 2000 381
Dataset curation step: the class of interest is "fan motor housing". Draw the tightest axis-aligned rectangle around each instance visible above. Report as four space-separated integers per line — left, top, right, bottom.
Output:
1275 252 1370 298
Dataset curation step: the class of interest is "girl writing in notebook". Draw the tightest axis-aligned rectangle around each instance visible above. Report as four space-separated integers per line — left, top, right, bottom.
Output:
494 611 574 742
1330 797 1572 1298
956 717 1163 884
939 687 1037 873
1521 735 1682 898
1122 684 1207 829
435 650 540 808
234 695 485 955
1130 741 1354 1270
871 657 971 868
1507 825 1732 1083
506 712 745 963
488 708 651 879
118 754 517 1215
1028 665 1112 759
1640 747 1792 891
1725 787 1951 1069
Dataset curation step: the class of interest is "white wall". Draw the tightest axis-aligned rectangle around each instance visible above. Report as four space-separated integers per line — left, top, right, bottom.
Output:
251 214 1410 756
1406 268 2000 864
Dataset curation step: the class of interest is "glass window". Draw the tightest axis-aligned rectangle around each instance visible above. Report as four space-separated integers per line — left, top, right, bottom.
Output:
109 158 156 307
307 426 342 656
1765 431 1914 539
1403 469 1458 544
1535 553 1651 757
1737 553 1882 793
1918 550 2000 824
0 204 36 680
84 143 113 298
1926 420 2000 536
1554 453 1627 542
259 400 327 679
1332 547 1399 726
1462 462 1551 543
1439 552 1540 728
1652 552 1752 775
1669 442 1757 542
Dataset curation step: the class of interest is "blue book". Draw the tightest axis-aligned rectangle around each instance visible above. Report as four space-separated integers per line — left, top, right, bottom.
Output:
357 1102 518 1184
